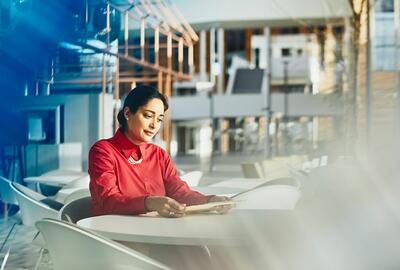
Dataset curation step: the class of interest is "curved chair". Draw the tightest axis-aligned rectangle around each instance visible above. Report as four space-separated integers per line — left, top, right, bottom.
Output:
0 176 19 220
10 183 60 226
233 185 301 210
0 177 19 254
52 175 90 203
0 176 18 206
240 162 264 178
36 219 172 270
10 182 62 269
180 171 203 187
63 188 91 205
59 196 91 224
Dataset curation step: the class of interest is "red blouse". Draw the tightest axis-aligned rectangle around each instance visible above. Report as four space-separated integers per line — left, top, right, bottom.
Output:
88 129 210 216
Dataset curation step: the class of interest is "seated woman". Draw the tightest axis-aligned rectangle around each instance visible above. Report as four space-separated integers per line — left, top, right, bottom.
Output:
88 85 231 217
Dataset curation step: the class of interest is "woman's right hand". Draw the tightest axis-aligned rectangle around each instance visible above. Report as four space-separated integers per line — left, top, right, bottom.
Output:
145 196 186 218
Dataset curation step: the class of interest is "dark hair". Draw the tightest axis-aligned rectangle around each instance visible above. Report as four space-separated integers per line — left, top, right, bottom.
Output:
117 85 169 132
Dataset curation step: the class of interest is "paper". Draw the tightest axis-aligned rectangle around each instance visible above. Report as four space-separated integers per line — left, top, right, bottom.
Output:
185 201 235 213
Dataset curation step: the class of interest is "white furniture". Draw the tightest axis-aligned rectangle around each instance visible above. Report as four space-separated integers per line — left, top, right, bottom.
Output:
78 212 252 246
59 196 91 224
24 171 87 187
36 219 172 270
180 171 203 187
10 182 60 270
0 177 19 255
11 183 59 226
240 162 264 178
52 174 90 203
0 177 18 219
192 186 246 197
233 185 301 210
62 188 91 205
209 178 271 189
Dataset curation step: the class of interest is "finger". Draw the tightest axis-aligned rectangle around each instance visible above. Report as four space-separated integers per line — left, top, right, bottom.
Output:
167 199 186 213
163 209 185 218
215 205 233 214
158 209 172 218
170 212 185 218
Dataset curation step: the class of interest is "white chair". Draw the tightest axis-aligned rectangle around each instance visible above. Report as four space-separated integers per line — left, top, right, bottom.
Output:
10 182 62 269
59 196 91 224
10 183 60 226
180 171 203 187
52 175 89 203
0 177 19 255
0 176 18 217
241 162 264 178
63 188 91 205
233 185 301 210
36 219 172 270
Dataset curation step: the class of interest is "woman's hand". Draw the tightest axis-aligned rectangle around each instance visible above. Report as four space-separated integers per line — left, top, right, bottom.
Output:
208 195 234 214
145 196 186 218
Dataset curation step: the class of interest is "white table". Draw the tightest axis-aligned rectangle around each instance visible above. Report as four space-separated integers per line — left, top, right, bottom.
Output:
191 186 246 197
208 178 268 189
78 212 252 246
24 171 87 187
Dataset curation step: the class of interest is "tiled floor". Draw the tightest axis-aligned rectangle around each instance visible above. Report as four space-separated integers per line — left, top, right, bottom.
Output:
0 214 52 270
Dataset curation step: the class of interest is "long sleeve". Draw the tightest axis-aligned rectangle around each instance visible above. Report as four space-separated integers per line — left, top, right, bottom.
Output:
161 149 211 205
88 141 148 216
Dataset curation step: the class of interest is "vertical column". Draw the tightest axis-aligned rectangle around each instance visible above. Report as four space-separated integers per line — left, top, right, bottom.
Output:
154 26 159 66
164 33 173 153
217 28 225 94
366 0 372 143
188 43 194 76
114 57 120 133
106 0 110 47
140 18 145 62
178 38 183 74
101 54 107 138
263 27 272 158
167 32 172 69
124 11 129 56
200 30 207 81
157 71 163 92
210 28 216 84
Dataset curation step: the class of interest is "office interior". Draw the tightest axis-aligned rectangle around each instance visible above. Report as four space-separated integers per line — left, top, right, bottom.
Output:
1 0 400 269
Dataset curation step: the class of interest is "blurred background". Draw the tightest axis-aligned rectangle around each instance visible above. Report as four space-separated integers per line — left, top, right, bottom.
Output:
1 0 399 180
1 0 400 268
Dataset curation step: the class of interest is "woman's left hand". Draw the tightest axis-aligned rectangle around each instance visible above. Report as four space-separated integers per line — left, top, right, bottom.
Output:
208 195 234 214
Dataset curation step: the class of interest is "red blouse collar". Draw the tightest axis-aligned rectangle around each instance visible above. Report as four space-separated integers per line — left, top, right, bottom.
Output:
112 129 146 160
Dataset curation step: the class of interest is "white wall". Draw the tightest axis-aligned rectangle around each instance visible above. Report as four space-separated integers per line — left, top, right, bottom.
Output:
17 93 114 171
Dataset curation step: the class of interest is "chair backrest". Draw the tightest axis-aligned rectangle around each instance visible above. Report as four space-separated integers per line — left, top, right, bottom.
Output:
62 175 90 189
63 188 91 205
241 162 264 178
0 176 18 205
180 171 203 187
261 159 287 174
36 219 172 270
233 185 301 210
10 183 59 226
59 196 91 224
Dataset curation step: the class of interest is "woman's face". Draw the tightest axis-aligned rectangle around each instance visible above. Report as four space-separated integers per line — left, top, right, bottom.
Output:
123 98 165 144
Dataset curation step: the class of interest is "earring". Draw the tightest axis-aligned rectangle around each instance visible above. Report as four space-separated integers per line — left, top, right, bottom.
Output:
126 118 129 121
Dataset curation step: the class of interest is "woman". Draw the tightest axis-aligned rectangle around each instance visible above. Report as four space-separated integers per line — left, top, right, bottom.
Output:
88 85 232 217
